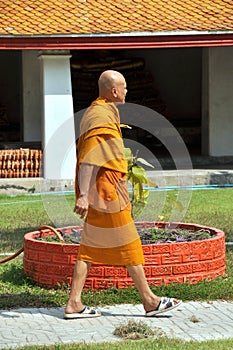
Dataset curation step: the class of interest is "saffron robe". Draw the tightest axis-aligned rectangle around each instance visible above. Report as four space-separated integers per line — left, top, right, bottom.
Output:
76 98 144 266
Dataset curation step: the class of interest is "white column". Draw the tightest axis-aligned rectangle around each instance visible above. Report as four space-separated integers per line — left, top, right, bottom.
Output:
202 47 233 156
22 50 41 141
39 51 76 179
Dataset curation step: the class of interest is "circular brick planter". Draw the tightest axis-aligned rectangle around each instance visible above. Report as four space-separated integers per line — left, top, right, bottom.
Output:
23 222 226 289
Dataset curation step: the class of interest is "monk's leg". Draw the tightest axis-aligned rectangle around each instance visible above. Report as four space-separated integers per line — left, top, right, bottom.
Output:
126 264 180 313
126 264 160 312
65 260 91 314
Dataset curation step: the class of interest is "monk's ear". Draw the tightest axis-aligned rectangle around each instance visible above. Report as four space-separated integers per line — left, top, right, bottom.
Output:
111 87 117 98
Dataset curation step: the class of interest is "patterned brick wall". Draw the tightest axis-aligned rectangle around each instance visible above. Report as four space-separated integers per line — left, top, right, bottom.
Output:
23 223 226 289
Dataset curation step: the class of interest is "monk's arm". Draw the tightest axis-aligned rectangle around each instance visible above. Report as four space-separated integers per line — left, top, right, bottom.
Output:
74 163 94 218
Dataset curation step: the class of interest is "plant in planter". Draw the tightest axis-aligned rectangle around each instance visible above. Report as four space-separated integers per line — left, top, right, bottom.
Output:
123 147 156 218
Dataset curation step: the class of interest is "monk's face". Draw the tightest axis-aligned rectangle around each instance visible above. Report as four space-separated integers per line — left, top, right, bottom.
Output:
113 78 127 104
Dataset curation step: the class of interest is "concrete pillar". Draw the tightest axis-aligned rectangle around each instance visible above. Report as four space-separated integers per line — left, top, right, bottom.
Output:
39 51 76 179
202 47 233 156
22 50 41 141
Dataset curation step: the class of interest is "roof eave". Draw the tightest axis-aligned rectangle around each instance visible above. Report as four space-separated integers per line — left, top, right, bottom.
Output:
0 30 233 49
1 29 233 37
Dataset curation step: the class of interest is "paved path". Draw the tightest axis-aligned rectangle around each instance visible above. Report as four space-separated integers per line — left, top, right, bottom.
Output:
1 301 233 349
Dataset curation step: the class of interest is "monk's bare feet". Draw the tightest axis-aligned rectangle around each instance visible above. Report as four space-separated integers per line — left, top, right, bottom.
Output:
64 300 101 319
65 300 85 315
143 296 161 313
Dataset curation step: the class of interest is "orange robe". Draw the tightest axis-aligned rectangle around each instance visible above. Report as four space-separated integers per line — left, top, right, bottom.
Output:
76 97 144 266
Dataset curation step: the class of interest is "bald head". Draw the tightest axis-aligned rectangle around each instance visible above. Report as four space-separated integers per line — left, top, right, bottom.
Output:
98 70 127 103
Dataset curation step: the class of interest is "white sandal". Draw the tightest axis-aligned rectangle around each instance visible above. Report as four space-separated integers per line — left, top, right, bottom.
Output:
145 297 182 317
64 306 101 319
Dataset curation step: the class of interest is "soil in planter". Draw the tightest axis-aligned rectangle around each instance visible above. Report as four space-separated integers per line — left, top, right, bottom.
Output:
36 226 214 245
138 227 213 244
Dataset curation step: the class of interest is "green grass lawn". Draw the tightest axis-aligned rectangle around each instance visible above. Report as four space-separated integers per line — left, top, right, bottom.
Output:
2 338 233 350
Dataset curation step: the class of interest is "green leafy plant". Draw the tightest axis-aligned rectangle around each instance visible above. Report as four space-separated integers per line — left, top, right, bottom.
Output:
124 147 157 218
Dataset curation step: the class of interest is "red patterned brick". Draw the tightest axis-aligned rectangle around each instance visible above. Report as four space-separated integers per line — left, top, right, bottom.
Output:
23 259 33 273
200 251 214 261
185 274 204 284
142 245 152 255
94 278 117 289
89 266 104 277
117 279 135 289
104 267 127 278
37 263 58 274
214 247 226 258
208 257 226 271
207 267 226 280
161 254 182 264
24 238 41 250
26 250 39 261
38 251 53 262
34 241 50 252
51 254 69 264
191 241 211 254
143 266 151 277
173 263 192 274
63 245 79 254
151 244 170 254
171 242 193 255
45 243 64 253
192 262 209 272
151 265 172 276
61 265 74 276
147 277 163 286
84 279 94 289
182 253 199 263
163 276 185 284
144 255 161 265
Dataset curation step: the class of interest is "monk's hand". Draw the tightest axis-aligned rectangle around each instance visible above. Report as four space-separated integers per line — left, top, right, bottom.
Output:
74 195 89 219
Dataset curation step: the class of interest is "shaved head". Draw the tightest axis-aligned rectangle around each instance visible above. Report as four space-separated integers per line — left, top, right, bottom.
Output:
98 70 127 103
98 70 124 92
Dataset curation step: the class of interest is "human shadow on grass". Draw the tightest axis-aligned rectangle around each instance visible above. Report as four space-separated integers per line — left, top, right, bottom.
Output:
0 293 61 311
0 264 62 310
0 225 50 253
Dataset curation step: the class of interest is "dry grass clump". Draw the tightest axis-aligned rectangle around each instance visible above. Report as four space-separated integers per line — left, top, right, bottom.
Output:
113 319 164 340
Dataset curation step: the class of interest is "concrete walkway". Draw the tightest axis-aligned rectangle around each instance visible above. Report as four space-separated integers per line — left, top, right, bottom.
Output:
1 301 233 349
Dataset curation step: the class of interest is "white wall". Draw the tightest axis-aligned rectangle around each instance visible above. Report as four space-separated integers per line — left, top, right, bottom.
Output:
39 51 76 180
202 46 233 156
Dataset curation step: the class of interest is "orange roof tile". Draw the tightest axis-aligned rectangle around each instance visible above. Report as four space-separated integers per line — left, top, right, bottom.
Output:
0 0 232 36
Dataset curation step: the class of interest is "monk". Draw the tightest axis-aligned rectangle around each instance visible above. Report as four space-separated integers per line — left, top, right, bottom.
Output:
64 70 182 319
